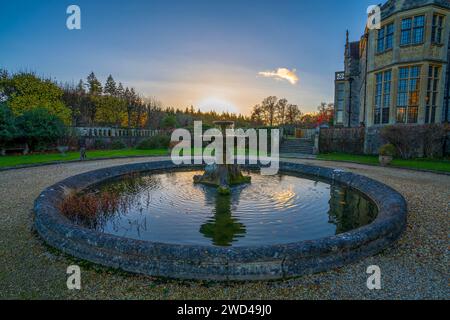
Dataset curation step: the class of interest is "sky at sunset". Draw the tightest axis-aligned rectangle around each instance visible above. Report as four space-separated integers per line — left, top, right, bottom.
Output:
0 0 375 115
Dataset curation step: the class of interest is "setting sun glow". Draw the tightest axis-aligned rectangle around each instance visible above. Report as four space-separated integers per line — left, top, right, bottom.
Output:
197 97 239 114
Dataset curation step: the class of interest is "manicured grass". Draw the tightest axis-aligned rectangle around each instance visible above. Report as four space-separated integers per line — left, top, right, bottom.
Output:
0 149 169 168
318 153 450 173
6 148 447 173
0 147 275 169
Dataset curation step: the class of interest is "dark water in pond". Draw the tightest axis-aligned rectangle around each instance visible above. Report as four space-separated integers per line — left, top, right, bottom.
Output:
77 170 377 247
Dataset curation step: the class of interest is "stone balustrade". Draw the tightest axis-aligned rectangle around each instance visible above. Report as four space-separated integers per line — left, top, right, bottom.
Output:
72 127 162 138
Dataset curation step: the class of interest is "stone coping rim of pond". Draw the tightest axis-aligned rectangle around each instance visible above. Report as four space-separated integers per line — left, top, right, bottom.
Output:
34 160 407 281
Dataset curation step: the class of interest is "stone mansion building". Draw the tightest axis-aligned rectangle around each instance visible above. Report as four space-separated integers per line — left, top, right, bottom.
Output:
334 0 450 132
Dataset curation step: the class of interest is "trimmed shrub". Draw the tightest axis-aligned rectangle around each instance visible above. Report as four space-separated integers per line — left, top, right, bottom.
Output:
111 140 127 150
93 139 108 150
379 144 396 157
381 124 448 159
162 114 177 129
16 107 66 151
422 124 448 158
0 103 18 148
136 135 170 150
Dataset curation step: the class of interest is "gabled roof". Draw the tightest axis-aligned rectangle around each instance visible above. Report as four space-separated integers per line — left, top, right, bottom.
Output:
381 0 450 19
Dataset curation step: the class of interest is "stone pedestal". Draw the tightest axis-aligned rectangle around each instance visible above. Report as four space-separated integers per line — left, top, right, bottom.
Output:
193 121 251 195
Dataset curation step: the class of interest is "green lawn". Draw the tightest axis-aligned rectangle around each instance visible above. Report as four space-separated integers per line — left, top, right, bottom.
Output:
0 147 272 169
3 148 448 173
318 153 450 173
0 149 169 168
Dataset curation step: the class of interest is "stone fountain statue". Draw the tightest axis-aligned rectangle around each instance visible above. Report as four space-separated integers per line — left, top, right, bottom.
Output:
193 121 251 195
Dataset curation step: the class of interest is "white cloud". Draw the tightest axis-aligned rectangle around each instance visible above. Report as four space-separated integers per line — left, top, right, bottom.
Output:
258 68 299 85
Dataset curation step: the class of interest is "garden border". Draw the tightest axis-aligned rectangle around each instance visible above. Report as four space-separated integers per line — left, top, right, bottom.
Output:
0 154 168 172
314 157 450 176
34 161 407 281
2 153 449 176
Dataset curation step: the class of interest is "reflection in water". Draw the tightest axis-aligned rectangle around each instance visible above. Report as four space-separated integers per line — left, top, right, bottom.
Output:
73 170 378 247
199 187 246 246
328 185 378 234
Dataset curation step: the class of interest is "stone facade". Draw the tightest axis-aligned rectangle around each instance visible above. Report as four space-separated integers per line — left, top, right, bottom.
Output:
334 0 450 130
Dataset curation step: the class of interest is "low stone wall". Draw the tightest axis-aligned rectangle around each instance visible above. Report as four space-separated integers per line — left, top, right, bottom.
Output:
34 161 407 281
69 127 170 150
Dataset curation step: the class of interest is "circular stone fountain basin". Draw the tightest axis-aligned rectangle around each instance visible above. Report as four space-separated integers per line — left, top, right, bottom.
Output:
74 170 378 247
34 161 407 281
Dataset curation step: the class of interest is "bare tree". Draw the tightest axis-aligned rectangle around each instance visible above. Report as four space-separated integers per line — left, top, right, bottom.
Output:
285 104 302 125
250 104 264 125
261 96 278 127
276 98 288 125
143 96 163 128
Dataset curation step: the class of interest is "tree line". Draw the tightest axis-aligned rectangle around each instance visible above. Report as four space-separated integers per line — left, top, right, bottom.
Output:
0 69 260 129
251 96 334 127
1 69 334 131
63 72 265 129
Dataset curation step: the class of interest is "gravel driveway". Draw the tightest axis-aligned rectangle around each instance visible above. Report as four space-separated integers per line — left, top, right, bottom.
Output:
0 157 448 299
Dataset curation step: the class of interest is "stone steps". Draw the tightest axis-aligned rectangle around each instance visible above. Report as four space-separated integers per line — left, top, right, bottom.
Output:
280 138 314 154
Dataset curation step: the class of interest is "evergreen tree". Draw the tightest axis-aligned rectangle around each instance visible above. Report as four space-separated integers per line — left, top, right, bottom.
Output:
0 69 7 80
0 69 9 103
116 82 124 98
76 80 85 95
124 87 132 128
124 87 131 101
86 72 102 95
104 75 117 96
130 88 137 103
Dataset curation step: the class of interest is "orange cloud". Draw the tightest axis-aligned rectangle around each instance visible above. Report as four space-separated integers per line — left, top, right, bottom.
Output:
258 68 299 85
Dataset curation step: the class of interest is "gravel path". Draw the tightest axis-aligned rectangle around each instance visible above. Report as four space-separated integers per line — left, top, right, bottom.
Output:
0 157 448 300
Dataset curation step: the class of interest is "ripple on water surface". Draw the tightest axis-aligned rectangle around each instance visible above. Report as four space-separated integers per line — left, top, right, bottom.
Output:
75 170 378 247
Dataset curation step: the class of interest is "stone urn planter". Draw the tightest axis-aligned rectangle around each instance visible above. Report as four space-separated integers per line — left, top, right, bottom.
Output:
57 146 69 156
378 144 396 167
379 155 393 167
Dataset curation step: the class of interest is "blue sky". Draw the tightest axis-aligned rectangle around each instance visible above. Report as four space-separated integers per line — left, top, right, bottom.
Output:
0 0 375 114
